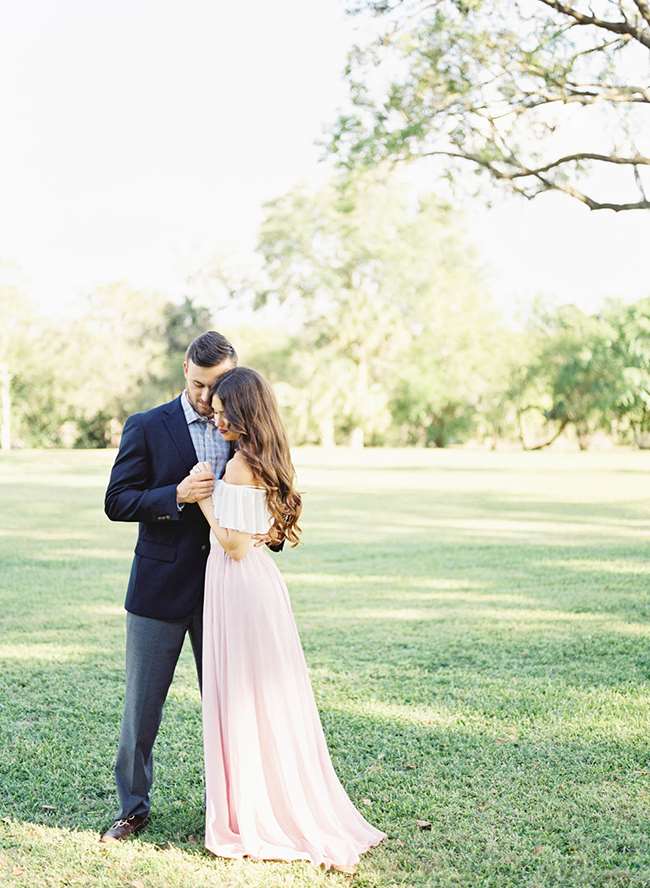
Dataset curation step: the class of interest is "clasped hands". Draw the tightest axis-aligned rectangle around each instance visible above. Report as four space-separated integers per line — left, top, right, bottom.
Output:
179 461 271 547
176 461 214 504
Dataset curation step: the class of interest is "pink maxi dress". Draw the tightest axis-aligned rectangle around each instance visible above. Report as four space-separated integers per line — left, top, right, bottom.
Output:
202 480 386 868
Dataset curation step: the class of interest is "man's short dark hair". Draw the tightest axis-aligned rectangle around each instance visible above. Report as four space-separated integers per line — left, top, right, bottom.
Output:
185 331 237 368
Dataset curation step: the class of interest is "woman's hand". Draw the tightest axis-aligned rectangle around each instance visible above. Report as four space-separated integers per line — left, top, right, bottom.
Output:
178 462 214 504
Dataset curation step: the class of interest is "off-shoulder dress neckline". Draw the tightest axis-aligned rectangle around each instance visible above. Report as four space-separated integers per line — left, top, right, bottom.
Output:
217 479 265 491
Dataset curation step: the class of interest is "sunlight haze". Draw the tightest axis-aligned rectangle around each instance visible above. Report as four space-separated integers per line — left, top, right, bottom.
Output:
1 0 648 319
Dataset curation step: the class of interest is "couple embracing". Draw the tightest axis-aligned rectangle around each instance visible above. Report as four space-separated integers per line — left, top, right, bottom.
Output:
101 331 385 873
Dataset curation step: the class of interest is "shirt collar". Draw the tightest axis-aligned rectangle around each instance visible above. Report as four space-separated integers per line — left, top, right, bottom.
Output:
181 389 210 425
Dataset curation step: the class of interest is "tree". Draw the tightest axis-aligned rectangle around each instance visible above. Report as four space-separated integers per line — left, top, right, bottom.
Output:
513 304 622 449
329 0 650 211
258 172 502 447
60 284 168 439
389 305 511 447
472 329 530 448
0 285 36 449
150 296 214 402
8 284 168 447
607 297 650 446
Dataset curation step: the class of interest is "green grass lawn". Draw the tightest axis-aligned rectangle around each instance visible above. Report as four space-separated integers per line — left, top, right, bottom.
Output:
1 447 649 888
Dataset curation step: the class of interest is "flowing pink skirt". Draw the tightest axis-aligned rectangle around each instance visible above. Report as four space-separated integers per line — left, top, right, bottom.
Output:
202 540 386 868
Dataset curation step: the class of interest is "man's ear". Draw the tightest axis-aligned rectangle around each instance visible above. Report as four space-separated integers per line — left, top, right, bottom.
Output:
182 359 189 379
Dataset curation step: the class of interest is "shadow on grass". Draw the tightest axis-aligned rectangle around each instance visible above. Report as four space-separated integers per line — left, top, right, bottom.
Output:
1 653 648 886
2 468 649 885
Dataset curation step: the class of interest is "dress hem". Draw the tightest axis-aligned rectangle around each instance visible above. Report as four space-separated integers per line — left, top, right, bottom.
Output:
205 830 387 869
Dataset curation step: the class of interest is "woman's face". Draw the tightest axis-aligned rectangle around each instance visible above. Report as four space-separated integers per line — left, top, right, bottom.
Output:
211 395 241 441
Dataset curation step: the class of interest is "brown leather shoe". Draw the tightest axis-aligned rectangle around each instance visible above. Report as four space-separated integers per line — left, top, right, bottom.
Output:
99 813 149 843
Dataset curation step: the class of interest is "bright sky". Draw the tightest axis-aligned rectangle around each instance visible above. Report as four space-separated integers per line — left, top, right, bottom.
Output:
1 0 649 321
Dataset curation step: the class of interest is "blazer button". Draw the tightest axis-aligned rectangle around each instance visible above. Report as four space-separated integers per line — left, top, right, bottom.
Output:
201 544 207 552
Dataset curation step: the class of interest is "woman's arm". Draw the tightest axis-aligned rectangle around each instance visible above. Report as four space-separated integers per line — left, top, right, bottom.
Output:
196 496 251 561
193 458 255 561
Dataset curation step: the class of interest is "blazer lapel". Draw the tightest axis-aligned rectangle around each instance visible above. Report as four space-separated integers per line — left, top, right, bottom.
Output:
162 396 199 474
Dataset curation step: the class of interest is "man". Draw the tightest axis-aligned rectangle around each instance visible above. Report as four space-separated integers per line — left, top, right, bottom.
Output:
100 331 241 842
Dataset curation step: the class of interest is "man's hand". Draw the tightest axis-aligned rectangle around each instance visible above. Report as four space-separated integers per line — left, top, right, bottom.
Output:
252 532 272 548
177 462 215 504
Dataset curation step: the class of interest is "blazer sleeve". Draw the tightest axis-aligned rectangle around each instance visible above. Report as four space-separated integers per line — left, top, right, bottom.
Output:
104 414 181 524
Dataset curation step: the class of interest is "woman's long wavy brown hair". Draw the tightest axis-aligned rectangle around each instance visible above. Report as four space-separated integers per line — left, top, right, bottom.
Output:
211 367 302 546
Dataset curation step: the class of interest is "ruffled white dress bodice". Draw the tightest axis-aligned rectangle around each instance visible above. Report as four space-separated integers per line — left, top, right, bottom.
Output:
211 480 273 535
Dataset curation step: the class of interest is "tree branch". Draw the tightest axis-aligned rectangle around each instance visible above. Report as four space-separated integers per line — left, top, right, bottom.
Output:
419 149 650 210
518 87 650 108
534 172 650 210
537 0 650 49
566 34 631 57
517 411 570 450
335 0 650 213
633 164 648 201
632 0 650 26
511 152 650 177
422 149 650 178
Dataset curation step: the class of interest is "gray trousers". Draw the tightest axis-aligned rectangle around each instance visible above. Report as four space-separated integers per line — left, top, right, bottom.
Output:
115 605 203 819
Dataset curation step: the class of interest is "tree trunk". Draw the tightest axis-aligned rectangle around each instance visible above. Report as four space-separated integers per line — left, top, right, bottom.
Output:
575 423 591 451
350 353 367 449
632 422 650 450
1 363 10 451
350 427 365 449
319 416 336 448
518 412 569 451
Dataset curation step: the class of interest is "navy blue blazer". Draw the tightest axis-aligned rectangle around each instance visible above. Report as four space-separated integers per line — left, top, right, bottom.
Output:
105 395 232 620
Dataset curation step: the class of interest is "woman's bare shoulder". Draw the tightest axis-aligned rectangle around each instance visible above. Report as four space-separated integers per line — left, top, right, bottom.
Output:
224 452 256 486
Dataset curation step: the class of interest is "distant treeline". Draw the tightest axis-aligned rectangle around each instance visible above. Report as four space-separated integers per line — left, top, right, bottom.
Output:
3 288 649 452
2 177 649 451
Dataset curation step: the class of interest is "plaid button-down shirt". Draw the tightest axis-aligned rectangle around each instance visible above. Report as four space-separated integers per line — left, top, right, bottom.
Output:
181 389 230 479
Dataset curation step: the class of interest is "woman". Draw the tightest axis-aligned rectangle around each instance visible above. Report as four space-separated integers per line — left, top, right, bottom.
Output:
191 367 385 873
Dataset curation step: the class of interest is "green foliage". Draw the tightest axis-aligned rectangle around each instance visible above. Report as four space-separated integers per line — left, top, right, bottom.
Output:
503 300 650 451
2 189 650 452
151 297 214 401
606 298 650 447
329 1 650 211
1 288 213 448
54 284 168 426
258 172 503 447
517 306 622 450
